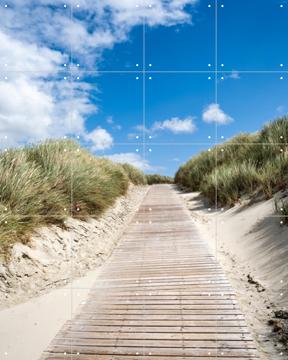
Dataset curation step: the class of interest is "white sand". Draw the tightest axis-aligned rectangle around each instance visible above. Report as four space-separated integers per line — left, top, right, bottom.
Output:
180 190 288 360
0 267 104 360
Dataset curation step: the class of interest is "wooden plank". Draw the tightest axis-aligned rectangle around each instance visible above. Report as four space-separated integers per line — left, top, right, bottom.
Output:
41 355 259 360
41 185 259 360
56 331 253 341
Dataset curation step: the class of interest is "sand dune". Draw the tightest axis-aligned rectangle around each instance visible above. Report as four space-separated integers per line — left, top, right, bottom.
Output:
181 190 288 359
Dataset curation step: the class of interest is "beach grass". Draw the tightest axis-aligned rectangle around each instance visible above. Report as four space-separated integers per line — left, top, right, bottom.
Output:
175 116 288 206
0 140 146 254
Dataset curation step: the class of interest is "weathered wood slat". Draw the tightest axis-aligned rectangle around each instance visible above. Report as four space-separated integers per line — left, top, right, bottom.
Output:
41 185 259 359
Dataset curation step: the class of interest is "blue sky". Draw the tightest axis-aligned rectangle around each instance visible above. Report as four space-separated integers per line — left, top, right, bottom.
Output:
0 0 287 175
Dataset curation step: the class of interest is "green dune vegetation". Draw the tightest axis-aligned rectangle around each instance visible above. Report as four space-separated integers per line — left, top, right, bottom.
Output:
146 174 174 185
0 140 147 254
175 116 288 216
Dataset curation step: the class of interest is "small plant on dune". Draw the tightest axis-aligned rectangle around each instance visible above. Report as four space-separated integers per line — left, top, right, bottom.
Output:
146 174 174 185
275 199 288 225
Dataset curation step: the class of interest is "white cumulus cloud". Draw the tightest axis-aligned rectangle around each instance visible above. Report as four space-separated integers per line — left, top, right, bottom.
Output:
202 104 233 125
85 128 114 151
104 152 153 171
152 116 197 134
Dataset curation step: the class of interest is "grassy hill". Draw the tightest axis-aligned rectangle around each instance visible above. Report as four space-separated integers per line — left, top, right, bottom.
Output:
0 140 147 254
175 116 288 211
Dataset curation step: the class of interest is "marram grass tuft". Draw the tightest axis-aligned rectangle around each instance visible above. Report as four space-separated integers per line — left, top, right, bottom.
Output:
0 140 147 255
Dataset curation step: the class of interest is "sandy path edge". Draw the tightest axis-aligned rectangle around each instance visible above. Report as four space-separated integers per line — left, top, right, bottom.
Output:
179 189 288 360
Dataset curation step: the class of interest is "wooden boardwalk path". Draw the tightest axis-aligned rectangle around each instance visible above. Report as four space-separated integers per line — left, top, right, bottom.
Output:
41 185 259 360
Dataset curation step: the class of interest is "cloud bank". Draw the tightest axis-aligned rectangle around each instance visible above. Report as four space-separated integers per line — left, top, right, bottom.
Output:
0 0 196 149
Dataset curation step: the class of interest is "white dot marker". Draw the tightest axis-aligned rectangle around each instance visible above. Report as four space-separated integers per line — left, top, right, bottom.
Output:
136 63 139 67
149 76 152 80
280 76 284 80
136 76 139 80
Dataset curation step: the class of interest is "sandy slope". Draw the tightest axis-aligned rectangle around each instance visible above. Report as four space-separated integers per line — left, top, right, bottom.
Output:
0 185 148 309
180 190 288 360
